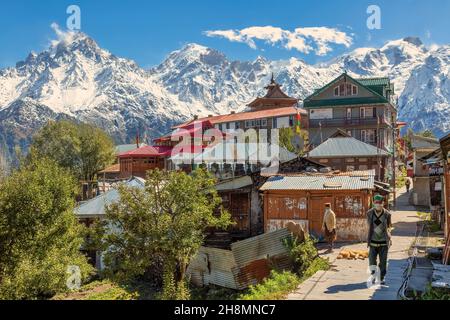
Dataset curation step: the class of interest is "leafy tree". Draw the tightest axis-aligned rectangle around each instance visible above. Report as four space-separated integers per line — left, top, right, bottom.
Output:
0 157 93 299
97 169 232 300
279 127 308 156
30 120 115 181
419 130 436 139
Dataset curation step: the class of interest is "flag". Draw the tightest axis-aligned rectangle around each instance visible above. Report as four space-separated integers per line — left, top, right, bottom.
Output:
295 110 302 134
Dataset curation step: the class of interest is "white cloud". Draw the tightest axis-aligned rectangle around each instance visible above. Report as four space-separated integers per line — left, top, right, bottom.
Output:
204 25 353 56
50 23 78 47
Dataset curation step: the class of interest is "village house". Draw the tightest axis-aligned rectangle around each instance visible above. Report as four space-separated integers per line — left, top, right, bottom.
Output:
408 133 440 207
174 76 308 134
260 169 380 242
74 177 146 269
303 73 397 154
307 129 389 181
439 133 450 265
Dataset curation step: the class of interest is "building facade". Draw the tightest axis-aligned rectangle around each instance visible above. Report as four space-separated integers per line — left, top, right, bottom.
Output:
303 73 397 153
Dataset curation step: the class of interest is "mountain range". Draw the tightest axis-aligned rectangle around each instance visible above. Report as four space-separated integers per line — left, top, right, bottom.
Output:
0 31 449 162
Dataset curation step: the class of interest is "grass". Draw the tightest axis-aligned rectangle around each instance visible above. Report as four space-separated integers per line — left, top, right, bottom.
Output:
238 256 330 300
416 285 450 300
52 280 139 300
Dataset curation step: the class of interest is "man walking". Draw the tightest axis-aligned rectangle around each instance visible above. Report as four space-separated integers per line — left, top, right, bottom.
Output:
322 203 337 252
405 178 411 193
367 195 392 285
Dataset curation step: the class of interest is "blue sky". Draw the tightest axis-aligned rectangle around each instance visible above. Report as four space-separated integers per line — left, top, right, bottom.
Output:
0 0 449 69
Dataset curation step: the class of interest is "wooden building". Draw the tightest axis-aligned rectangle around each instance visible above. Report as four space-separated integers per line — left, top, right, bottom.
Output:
118 145 172 179
173 77 308 135
439 133 450 265
307 130 389 182
260 170 377 242
303 73 397 153
408 133 440 207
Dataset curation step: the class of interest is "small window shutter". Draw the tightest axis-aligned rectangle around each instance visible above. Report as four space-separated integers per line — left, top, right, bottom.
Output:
373 107 377 118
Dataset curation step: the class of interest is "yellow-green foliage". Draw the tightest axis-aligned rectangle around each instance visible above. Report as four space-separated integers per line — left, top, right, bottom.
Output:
396 166 408 188
239 237 330 300
53 280 138 300
97 169 232 300
239 270 301 300
0 158 94 300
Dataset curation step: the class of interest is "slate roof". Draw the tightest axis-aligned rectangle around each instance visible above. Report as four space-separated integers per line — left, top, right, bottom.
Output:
307 137 389 158
260 170 376 191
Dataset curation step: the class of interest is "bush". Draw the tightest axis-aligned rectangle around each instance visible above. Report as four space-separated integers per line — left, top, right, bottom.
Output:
239 270 300 300
284 236 319 275
53 280 138 300
239 236 330 300
419 285 450 300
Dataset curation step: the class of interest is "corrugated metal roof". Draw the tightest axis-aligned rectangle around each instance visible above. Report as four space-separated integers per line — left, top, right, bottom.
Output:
358 77 390 87
74 177 145 217
308 137 389 158
260 170 375 191
231 228 291 267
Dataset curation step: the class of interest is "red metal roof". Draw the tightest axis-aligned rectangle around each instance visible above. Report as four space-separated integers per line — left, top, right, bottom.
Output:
118 145 173 158
173 106 307 129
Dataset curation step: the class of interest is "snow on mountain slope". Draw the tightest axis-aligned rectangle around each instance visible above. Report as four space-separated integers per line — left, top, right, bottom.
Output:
0 32 449 162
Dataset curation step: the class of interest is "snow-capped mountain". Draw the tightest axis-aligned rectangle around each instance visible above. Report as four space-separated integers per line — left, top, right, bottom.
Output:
0 32 449 162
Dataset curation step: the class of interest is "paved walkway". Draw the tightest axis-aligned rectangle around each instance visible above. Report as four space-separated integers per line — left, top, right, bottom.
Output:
287 187 420 300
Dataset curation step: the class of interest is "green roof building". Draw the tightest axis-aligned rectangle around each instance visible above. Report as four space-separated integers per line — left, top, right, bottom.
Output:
303 73 397 155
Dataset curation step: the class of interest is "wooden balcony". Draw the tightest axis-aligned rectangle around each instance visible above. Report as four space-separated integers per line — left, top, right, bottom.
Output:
309 117 388 128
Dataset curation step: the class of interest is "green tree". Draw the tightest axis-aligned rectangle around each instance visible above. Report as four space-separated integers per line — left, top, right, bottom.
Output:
30 120 115 181
279 127 308 156
0 157 93 299
97 169 232 300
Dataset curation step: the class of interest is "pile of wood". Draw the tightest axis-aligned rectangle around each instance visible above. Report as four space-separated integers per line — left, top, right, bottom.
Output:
337 249 369 260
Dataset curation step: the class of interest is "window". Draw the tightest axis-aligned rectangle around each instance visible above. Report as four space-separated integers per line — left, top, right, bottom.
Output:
319 159 329 163
359 165 369 170
346 108 352 119
346 158 355 163
235 122 241 129
255 119 261 127
245 120 255 128
261 119 268 127
361 129 377 143
339 84 345 96
272 118 278 128
334 84 358 97
346 165 355 171
360 107 376 118
226 122 230 130
359 158 368 162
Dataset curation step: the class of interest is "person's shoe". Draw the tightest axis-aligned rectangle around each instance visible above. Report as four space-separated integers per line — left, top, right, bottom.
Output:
380 279 386 285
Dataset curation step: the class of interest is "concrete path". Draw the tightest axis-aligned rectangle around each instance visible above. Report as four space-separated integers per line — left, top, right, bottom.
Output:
287 187 420 300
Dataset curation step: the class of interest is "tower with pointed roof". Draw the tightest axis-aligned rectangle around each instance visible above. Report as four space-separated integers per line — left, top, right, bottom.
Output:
247 74 298 111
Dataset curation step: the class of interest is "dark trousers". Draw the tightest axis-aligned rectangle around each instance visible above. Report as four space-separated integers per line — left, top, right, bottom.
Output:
369 245 389 280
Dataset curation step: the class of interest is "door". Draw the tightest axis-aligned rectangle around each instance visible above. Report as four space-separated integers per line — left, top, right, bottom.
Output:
309 196 333 239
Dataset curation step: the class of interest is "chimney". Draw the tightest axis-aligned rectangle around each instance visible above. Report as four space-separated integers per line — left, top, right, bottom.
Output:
136 133 140 148
194 115 199 120
208 114 213 118
230 111 236 114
